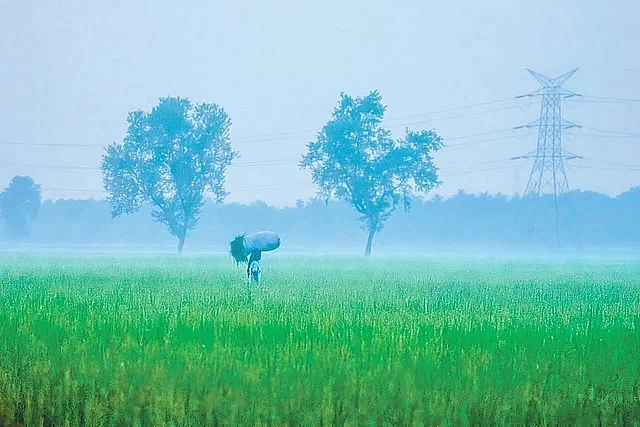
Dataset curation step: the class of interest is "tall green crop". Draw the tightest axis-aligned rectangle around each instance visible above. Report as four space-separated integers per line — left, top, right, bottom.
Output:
0 255 638 425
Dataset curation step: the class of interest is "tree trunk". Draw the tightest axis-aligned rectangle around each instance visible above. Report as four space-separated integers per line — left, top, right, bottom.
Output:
177 229 187 254
364 226 376 257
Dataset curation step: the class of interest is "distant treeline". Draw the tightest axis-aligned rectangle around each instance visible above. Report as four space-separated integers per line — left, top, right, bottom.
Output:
3 187 639 254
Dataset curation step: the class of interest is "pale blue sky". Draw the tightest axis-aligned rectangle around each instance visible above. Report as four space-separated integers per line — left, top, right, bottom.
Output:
0 0 639 207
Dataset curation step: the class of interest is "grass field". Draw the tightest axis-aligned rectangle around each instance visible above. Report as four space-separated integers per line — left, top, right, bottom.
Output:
0 254 639 426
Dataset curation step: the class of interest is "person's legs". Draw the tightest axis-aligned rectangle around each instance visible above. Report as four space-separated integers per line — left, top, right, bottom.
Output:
247 251 262 278
249 260 261 284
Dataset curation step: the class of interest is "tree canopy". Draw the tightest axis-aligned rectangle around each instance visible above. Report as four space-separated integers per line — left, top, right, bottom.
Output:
101 96 238 253
300 90 443 256
0 175 42 241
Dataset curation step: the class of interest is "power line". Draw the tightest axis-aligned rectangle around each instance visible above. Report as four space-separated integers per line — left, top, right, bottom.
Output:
571 165 640 172
440 158 516 170
0 102 532 149
581 158 640 170
567 99 640 105
445 128 520 141
442 163 532 177
0 94 633 149
0 126 526 150
198 135 527 167
573 126 640 138
580 126 640 136
36 163 535 195
44 96 524 137
571 133 640 140
380 97 518 121
446 134 525 147
568 95 640 103
0 162 98 170
46 97 520 131
380 102 534 128
0 155 523 174
0 140 105 148
223 103 533 144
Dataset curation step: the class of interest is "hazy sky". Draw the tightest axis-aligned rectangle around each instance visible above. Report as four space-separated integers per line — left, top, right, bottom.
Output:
1 0 639 207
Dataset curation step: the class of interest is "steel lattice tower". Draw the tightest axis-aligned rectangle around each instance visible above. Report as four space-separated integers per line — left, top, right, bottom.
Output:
512 68 583 251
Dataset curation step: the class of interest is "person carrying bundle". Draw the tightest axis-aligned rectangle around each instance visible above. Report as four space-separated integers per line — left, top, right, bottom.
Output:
229 231 281 284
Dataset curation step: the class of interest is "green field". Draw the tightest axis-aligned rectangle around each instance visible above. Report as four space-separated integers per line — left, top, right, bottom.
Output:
0 255 639 426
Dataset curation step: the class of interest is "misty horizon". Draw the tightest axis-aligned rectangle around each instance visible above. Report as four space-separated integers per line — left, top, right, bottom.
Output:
1 0 639 208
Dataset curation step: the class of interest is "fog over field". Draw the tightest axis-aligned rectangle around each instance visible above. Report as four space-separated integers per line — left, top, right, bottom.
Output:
0 1 639 258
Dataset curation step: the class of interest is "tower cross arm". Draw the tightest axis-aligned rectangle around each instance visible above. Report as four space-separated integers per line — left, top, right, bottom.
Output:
562 120 581 130
562 149 583 160
512 150 537 160
513 120 539 130
516 88 543 99
562 89 582 99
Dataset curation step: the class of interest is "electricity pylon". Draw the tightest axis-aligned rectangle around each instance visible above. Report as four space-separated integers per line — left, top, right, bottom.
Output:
512 68 583 251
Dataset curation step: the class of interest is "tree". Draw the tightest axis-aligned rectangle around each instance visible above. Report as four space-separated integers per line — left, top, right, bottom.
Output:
0 175 42 240
300 90 443 256
101 96 238 253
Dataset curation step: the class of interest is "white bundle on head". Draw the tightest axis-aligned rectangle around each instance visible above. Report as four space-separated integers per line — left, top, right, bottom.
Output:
230 231 281 264
243 231 281 254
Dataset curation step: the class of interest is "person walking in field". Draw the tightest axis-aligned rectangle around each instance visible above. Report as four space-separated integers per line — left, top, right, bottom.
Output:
229 231 280 284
